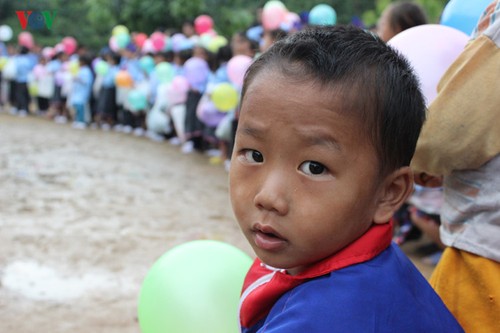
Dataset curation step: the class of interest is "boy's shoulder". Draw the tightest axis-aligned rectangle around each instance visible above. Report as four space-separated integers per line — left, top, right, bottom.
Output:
260 244 463 332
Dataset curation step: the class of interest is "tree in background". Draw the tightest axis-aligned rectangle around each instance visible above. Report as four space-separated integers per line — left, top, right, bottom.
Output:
0 0 447 52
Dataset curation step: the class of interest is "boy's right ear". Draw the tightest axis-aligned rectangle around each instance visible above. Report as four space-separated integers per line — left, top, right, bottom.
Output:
373 166 414 224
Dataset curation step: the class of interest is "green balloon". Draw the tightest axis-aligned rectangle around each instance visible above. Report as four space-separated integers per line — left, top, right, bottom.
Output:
155 62 175 84
95 60 109 76
138 240 252 333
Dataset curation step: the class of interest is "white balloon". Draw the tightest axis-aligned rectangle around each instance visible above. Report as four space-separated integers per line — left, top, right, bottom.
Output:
0 25 13 42
146 109 170 134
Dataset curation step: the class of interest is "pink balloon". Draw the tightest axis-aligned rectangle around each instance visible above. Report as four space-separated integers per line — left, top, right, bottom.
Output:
42 46 54 59
262 6 288 30
227 55 253 88
150 32 165 51
18 31 34 49
388 24 469 105
33 64 46 79
171 75 190 95
166 82 187 105
134 33 148 48
194 15 214 35
54 43 65 53
109 36 119 52
142 38 155 54
62 36 77 55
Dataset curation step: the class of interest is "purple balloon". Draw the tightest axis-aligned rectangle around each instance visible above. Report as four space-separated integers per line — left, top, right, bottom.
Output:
184 57 210 88
171 33 187 53
197 98 225 127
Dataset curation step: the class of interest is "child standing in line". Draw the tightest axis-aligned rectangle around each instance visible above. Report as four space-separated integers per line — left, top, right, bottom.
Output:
69 54 93 129
95 52 120 130
229 26 463 332
14 46 36 116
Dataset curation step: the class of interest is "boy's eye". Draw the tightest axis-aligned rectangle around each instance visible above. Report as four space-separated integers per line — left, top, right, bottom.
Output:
243 149 264 163
299 161 327 176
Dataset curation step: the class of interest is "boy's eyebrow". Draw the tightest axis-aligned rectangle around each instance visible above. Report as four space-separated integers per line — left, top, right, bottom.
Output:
298 130 342 152
240 126 265 139
240 125 342 152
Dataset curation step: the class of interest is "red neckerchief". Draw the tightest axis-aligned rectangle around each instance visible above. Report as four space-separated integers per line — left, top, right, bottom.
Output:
240 222 393 328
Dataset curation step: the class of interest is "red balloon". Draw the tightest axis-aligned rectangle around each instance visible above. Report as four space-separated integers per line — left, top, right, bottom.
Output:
62 36 77 55
134 33 148 48
194 15 214 35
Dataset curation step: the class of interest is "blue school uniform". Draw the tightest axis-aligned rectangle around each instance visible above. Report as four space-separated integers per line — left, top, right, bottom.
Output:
240 223 463 333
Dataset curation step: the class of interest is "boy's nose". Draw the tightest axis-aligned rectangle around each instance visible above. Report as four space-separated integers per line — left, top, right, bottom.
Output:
253 171 289 216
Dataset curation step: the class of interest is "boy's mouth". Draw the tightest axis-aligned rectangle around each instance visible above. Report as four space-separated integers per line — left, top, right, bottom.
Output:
252 224 287 251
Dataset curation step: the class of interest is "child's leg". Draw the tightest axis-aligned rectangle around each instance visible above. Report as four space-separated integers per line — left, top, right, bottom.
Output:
74 104 85 123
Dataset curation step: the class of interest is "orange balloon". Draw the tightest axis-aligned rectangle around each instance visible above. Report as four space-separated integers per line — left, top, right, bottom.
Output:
115 70 134 88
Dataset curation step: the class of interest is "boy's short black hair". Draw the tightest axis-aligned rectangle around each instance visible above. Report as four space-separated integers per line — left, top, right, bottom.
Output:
242 25 426 175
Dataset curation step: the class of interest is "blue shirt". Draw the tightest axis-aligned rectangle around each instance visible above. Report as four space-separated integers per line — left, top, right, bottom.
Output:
69 65 93 105
120 58 144 83
102 64 119 88
46 59 61 74
242 244 463 333
15 54 36 83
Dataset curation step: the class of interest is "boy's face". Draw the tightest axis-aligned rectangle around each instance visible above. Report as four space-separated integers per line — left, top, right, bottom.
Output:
230 70 385 275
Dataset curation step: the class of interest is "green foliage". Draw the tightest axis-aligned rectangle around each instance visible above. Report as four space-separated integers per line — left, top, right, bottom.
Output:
0 0 448 52
361 0 448 28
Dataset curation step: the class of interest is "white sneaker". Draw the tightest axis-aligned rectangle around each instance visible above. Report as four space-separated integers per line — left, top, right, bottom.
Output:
9 107 18 115
55 115 68 124
101 123 111 131
169 137 182 146
73 122 86 130
146 130 165 142
205 149 221 157
181 141 194 154
113 124 123 132
18 109 28 117
122 125 133 134
133 127 145 136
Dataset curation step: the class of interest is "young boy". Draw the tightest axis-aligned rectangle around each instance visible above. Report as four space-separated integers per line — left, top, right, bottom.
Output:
229 26 463 332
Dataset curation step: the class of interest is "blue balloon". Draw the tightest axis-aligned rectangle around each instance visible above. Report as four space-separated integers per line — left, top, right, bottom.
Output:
441 0 492 36
309 4 337 26
128 89 148 112
246 25 263 43
139 56 155 74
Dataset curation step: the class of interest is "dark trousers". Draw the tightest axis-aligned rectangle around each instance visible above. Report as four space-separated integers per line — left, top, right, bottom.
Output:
16 82 30 112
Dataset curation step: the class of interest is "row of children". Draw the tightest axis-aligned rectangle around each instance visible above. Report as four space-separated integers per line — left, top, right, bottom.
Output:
0 19 290 171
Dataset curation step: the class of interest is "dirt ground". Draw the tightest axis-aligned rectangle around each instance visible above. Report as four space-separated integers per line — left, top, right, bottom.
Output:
0 112 433 333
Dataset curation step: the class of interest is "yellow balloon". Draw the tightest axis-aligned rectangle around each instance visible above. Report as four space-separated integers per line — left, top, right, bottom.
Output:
207 36 228 53
69 61 79 75
28 82 38 96
0 57 7 70
211 83 239 112
112 25 129 36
